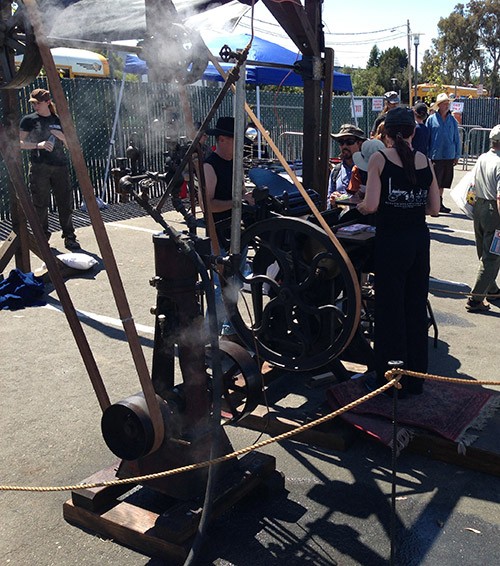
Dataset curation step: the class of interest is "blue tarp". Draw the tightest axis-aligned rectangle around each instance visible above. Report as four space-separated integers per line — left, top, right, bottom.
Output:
124 33 353 92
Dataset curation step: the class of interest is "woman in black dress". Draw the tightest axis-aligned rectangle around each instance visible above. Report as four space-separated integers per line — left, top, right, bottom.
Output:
357 107 440 394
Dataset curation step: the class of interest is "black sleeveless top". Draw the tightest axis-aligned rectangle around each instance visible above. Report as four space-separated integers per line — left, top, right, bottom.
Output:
377 150 433 232
205 152 233 225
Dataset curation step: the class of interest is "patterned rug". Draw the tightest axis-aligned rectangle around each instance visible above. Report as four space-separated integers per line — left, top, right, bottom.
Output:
326 376 500 452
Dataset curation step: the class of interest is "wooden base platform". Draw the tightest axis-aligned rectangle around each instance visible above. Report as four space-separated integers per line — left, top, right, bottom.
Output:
63 451 278 564
408 404 500 477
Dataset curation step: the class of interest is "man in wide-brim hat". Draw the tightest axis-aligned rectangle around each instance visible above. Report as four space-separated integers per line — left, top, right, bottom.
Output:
327 124 366 208
426 93 461 213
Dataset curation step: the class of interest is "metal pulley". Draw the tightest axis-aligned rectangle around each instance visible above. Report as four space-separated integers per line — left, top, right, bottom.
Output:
0 0 42 88
101 392 172 461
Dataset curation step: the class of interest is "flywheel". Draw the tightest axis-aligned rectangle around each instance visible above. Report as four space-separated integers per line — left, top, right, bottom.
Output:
222 216 360 372
0 0 42 89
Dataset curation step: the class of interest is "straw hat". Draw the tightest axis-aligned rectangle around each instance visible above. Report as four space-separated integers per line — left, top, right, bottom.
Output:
431 93 451 111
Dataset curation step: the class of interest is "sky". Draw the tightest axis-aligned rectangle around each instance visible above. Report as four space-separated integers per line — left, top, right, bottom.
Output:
233 0 464 69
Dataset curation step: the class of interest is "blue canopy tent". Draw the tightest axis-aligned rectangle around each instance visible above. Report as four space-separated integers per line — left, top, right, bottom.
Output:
123 33 353 92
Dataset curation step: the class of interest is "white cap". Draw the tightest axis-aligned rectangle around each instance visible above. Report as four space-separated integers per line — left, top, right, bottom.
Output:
489 124 500 142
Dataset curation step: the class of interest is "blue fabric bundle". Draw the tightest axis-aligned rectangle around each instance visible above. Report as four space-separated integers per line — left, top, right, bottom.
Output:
0 269 46 310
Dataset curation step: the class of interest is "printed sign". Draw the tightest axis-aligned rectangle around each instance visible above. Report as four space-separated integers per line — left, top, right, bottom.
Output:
372 98 384 112
351 99 364 118
451 101 464 114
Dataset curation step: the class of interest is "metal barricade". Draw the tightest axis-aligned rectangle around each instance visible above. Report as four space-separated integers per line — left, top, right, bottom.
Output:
276 131 303 162
463 127 492 170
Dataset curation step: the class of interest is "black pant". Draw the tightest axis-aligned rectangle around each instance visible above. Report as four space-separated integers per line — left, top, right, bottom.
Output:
28 162 75 239
374 226 430 392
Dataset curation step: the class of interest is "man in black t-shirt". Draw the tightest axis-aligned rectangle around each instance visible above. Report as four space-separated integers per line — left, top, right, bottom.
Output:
19 88 80 250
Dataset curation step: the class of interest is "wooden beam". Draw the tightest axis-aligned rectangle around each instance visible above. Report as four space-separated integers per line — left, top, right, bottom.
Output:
262 0 321 56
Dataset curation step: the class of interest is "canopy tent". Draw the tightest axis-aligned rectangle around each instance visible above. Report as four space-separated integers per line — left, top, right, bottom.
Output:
123 33 353 92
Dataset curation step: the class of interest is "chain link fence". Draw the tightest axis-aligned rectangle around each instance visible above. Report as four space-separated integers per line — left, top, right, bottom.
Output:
1 77 499 221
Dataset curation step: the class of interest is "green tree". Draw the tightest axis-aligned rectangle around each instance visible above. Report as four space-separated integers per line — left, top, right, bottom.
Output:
378 46 409 101
420 0 499 96
348 46 409 99
347 65 383 96
469 0 500 96
366 45 380 69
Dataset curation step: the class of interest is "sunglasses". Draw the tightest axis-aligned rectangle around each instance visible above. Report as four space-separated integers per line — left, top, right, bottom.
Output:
338 138 358 146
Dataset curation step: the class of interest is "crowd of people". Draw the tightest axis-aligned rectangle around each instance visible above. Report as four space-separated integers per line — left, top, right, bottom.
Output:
327 94 498 394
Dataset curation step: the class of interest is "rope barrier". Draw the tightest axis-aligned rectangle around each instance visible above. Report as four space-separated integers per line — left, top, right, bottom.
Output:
429 287 500 300
1 368 498 493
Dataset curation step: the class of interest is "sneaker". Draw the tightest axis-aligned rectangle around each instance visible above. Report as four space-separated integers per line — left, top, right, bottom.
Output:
465 299 490 312
64 236 81 250
439 203 451 213
486 290 500 304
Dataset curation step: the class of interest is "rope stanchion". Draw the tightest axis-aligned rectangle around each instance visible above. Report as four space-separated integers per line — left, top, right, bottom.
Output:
1 368 497 493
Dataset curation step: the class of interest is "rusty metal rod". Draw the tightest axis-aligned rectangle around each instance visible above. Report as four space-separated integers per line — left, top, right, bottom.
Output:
24 0 164 450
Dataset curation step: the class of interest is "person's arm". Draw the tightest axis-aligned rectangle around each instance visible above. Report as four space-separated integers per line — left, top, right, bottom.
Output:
50 128 67 147
357 152 383 215
426 162 441 216
453 119 461 164
202 162 250 213
19 129 52 151
20 126 56 152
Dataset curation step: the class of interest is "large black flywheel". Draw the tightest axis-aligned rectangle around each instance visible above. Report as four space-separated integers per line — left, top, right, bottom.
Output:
0 0 42 89
222 217 360 372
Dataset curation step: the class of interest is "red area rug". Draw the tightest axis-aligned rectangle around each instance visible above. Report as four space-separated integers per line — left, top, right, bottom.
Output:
326 376 500 452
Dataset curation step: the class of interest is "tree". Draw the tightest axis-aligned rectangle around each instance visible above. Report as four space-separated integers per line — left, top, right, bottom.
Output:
347 46 409 99
469 0 500 96
348 65 384 96
366 45 380 69
420 0 500 97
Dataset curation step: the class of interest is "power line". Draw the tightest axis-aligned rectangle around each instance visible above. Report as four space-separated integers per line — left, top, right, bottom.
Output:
327 33 408 46
326 25 407 36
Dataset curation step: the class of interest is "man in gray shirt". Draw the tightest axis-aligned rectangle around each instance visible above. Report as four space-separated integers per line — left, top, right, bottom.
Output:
466 125 500 312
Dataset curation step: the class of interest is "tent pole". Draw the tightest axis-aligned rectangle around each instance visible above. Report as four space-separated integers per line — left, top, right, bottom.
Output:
256 85 262 159
102 70 126 202
350 92 358 127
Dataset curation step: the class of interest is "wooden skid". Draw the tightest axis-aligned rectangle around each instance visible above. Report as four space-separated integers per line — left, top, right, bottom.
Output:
63 451 277 563
408 404 500 477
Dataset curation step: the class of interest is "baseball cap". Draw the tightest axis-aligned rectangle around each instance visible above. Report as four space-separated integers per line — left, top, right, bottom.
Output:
413 102 428 118
29 88 51 103
384 107 416 128
384 91 400 104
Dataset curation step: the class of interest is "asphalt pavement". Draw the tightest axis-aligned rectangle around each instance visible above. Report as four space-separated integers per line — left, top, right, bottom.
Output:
1 166 499 566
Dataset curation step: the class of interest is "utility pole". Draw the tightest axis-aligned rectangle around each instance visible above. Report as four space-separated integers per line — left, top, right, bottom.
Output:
407 20 412 105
